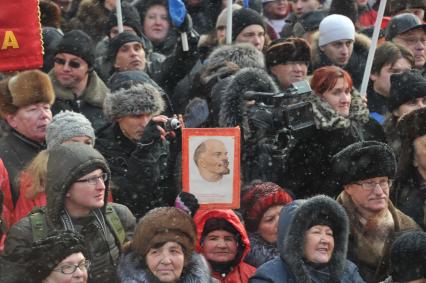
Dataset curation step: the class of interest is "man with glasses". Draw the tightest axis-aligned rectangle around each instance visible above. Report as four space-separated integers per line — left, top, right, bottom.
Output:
1 143 136 282
49 29 109 130
385 13 426 74
330 141 419 283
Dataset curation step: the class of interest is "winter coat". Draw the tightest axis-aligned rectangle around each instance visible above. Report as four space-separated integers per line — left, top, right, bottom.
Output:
1 143 136 283
69 0 110 43
282 90 386 198
49 70 109 130
95 123 171 219
244 232 279 268
311 32 371 90
337 192 419 283
393 170 426 230
194 209 257 283
250 196 366 283
118 251 215 283
0 128 45 206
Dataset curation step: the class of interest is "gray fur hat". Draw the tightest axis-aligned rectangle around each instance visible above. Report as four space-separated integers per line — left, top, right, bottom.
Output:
207 43 265 70
46 111 95 150
103 83 165 121
330 141 396 187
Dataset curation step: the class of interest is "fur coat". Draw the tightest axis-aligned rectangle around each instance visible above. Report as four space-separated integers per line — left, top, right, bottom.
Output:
337 192 419 283
282 90 385 198
118 251 215 283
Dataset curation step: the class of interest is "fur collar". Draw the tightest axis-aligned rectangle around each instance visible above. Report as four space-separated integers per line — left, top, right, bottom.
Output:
308 89 370 130
118 251 213 283
49 70 109 108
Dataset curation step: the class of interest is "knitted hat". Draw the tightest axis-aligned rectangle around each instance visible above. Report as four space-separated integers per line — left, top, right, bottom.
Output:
216 4 242 28
388 69 426 112
397 108 426 145
29 230 88 282
131 207 197 266
232 8 265 41
104 83 165 121
108 32 144 63
330 141 396 187
55 30 94 67
46 111 95 150
0 70 55 118
265 37 311 68
385 13 426 41
390 231 426 282
318 14 355 47
241 181 293 232
105 4 142 37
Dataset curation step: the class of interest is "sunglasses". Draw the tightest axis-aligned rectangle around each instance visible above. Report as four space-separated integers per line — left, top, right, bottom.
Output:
54 57 81 69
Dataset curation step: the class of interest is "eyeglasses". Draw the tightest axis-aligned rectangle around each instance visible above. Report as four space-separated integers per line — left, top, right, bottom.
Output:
75 173 108 186
54 260 90 275
354 179 393 191
397 36 426 46
54 57 82 69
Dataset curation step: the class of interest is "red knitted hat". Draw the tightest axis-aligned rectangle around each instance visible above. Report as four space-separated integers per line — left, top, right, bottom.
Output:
241 182 293 232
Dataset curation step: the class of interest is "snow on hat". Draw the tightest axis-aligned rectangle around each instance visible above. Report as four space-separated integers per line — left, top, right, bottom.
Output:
319 14 355 47
55 30 94 67
388 69 426 112
46 111 95 150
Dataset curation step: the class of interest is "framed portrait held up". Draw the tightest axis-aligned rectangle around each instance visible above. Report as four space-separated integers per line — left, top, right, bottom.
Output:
182 127 240 209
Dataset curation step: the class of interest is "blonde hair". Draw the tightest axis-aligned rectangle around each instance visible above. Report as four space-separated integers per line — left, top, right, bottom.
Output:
24 150 49 199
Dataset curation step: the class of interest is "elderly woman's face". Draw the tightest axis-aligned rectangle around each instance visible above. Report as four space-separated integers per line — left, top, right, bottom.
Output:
43 252 88 283
146 241 184 283
257 205 284 244
303 225 334 264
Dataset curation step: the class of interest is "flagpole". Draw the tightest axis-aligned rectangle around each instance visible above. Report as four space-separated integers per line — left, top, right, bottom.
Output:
115 0 123 33
226 0 233 44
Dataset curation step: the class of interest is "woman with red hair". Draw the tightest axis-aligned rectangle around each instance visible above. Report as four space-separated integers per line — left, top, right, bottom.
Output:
282 65 385 198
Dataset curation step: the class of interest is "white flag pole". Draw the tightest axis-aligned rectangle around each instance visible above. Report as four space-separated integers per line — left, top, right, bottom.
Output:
359 0 387 96
115 0 123 33
226 0 233 44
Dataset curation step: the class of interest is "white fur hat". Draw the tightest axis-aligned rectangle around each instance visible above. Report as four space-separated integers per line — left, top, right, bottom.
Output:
319 14 355 47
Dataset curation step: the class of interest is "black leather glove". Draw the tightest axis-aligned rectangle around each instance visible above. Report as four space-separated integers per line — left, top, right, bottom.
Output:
139 120 161 144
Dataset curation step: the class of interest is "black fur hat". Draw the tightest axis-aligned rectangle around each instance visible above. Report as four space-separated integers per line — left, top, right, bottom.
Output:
265 37 311 68
282 195 349 282
55 30 94 67
397 107 426 145
330 141 396 187
390 230 426 282
232 8 265 41
29 230 88 282
104 83 165 121
388 69 426 112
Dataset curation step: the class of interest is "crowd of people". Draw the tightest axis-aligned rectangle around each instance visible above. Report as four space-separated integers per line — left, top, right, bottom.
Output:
0 0 426 282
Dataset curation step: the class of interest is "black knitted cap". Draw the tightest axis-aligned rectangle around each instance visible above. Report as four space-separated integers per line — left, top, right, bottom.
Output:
232 8 265 41
55 30 94 67
108 32 144 62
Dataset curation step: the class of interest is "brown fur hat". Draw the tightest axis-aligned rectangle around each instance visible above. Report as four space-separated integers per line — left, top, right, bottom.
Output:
265 37 311 68
130 207 197 266
0 70 55 118
39 0 61 29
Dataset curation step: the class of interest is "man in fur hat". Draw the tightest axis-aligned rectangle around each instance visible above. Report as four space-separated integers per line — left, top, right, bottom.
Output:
49 29 109 130
96 83 172 219
265 37 311 90
331 141 419 282
0 70 54 207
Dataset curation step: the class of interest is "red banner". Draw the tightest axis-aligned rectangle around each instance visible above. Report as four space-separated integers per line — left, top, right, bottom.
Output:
0 0 43 72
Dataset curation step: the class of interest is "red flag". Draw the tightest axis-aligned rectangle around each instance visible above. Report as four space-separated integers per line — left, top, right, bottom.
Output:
0 0 43 72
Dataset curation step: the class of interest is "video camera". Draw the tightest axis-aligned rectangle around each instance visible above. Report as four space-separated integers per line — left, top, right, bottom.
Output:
244 80 315 137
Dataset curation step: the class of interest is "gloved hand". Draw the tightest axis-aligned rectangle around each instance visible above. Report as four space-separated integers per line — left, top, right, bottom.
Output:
175 192 199 217
139 119 162 144
176 13 193 34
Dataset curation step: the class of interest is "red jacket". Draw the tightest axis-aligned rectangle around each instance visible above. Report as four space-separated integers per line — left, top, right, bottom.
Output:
194 209 256 283
0 159 12 252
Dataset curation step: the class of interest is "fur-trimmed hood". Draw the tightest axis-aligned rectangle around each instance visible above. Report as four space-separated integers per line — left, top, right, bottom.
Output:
308 88 370 131
310 31 371 89
279 195 350 283
218 67 279 138
117 251 213 283
48 70 108 108
45 143 111 227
